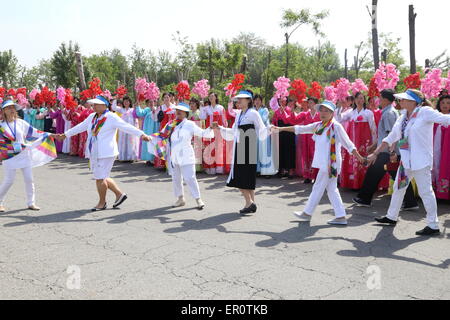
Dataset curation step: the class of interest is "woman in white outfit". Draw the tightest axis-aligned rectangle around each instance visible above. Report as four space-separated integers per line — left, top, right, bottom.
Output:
0 100 56 212
370 89 450 236
274 101 365 225
57 96 151 211
148 102 214 210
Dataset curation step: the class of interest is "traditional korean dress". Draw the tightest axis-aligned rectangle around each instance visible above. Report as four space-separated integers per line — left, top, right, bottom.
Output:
112 101 139 161
49 109 66 153
256 106 277 176
200 104 229 175
135 105 158 162
433 123 450 200
68 106 84 156
190 109 206 172
300 110 321 180
290 110 305 177
340 108 377 189
272 105 295 173
62 110 72 154
154 104 176 169
78 107 94 158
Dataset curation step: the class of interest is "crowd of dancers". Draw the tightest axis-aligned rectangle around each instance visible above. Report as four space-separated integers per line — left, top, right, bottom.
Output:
0 85 449 237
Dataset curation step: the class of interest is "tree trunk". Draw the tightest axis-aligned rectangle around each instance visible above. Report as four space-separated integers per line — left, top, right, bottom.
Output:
265 50 272 102
75 52 87 90
208 46 215 89
371 0 380 71
285 33 289 78
344 49 348 79
409 5 417 74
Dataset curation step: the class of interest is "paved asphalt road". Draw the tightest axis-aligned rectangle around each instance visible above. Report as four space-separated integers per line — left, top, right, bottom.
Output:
0 155 449 300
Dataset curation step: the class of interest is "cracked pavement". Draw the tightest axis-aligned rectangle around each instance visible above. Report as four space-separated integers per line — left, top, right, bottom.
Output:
0 155 449 300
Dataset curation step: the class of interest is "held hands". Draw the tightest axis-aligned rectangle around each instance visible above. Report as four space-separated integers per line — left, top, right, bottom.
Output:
141 134 152 142
50 134 67 141
210 122 219 130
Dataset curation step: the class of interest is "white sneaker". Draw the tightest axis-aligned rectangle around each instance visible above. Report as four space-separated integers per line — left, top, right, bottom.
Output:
173 197 186 208
293 212 312 222
196 199 205 210
327 218 348 226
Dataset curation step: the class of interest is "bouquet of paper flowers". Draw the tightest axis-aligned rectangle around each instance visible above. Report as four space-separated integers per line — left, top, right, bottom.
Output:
192 79 210 99
289 79 307 102
404 73 421 90
115 85 128 99
308 81 323 100
224 74 246 97
421 69 443 99
145 82 160 101
176 81 191 101
351 79 368 95
374 63 400 91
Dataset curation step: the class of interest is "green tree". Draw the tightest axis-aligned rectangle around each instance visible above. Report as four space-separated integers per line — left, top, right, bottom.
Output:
0 50 20 88
50 41 80 89
280 8 329 78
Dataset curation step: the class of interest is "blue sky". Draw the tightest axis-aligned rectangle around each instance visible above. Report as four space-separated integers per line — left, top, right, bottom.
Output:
2 0 448 68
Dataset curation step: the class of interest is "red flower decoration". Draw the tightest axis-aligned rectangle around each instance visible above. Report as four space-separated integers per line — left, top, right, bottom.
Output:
114 85 128 98
176 81 191 101
225 74 246 97
368 77 380 98
404 73 421 89
64 89 78 111
40 86 56 106
7 88 16 98
290 79 308 103
308 81 323 100
357 116 364 122
0 87 5 99
34 93 45 107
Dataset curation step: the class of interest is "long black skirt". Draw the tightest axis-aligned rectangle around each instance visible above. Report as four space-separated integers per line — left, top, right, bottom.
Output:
278 120 296 170
227 124 257 190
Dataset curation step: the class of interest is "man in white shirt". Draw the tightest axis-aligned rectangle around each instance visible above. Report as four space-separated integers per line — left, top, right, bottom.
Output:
57 96 151 211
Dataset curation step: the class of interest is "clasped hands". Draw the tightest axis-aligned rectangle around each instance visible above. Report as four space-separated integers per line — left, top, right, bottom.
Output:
50 134 152 142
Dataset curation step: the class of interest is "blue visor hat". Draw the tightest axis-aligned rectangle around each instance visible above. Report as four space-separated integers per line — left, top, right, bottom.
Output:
234 91 253 99
87 96 111 107
1 100 22 111
394 90 423 104
316 101 337 112
174 102 190 113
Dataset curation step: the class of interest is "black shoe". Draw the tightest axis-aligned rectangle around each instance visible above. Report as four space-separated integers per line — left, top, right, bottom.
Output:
375 216 397 226
353 197 372 207
240 204 257 215
92 203 107 212
249 203 257 213
416 227 440 237
304 179 312 184
288 175 294 180
113 194 128 208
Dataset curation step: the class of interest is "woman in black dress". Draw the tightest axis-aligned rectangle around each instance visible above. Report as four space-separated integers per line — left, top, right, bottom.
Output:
211 90 271 214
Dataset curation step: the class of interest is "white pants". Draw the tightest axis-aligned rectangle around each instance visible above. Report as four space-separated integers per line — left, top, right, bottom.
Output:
0 166 35 206
387 166 439 230
172 164 201 200
304 169 346 218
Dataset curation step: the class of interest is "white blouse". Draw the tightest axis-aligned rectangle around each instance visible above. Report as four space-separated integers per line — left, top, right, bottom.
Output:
295 121 356 173
199 104 228 127
384 106 450 171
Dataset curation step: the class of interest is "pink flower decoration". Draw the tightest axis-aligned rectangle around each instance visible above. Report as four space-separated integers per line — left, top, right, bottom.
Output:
336 78 351 101
421 68 443 99
30 89 40 101
56 87 66 105
192 79 210 99
444 71 450 92
135 78 149 96
273 77 291 99
351 79 368 95
374 63 400 91
324 86 337 103
103 89 112 100
17 93 29 107
145 82 160 101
